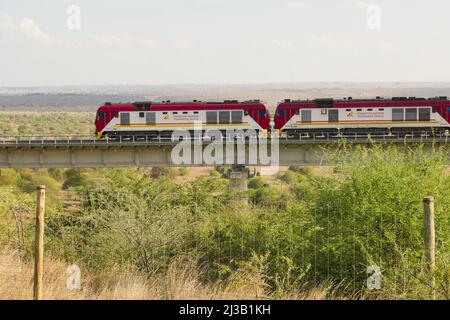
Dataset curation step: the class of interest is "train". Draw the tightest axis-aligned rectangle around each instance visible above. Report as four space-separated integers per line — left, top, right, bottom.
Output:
274 96 450 139
95 96 450 139
95 100 270 140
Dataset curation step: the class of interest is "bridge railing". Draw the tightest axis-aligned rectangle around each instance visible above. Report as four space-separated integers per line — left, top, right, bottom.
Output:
0 135 97 143
0 131 448 145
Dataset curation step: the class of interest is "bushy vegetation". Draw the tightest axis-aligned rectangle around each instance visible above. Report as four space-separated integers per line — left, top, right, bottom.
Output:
0 112 94 137
0 144 449 299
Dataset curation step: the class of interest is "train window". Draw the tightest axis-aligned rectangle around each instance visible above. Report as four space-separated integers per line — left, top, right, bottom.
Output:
405 108 417 121
193 111 199 114
146 112 156 125
328 109 339 123
301 109 312 123
219 111 230 124
296 109 300 115
206 111 217 124
120 113 130 125
367 109 373 111
231 111 243 124
278 109 285 116
244 110 249 116
356 109 362 112
163 112 168 115
418 108 431 121
259 110 266 117
173 112 178 115
139 112 144 118
97 112 105 120
378 108 384 111
183 111 188 114
346 109 351 112
392 108 404 121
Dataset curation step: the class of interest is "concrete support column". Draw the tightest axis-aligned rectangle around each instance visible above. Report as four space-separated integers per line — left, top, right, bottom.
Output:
228 165 249 192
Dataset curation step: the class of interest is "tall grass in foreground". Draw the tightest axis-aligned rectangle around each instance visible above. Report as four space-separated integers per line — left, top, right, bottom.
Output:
0 250 343 300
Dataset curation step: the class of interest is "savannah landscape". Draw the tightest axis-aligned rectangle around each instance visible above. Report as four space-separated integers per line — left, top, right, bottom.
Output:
0 84 449 300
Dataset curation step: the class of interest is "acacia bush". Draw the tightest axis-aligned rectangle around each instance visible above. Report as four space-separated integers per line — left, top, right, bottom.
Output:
309 144 450 298
0 144 449 299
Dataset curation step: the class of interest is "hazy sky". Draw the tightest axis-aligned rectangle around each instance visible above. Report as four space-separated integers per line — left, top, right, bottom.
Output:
1 0 450 86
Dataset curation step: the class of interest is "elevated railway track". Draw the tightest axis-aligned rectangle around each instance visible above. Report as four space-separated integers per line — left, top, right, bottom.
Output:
0 132 448 169
1 130 449 147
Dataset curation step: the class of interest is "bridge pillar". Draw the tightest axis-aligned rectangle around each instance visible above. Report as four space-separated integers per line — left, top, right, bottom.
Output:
228 165 248 192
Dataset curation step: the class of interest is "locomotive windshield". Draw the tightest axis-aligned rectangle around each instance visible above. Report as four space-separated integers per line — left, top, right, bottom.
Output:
96 112 105 120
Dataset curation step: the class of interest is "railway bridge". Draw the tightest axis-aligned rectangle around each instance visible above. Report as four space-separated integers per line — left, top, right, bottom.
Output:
1 133 449 191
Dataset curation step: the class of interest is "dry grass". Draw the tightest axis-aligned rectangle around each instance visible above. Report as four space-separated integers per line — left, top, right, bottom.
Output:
0 250 344 300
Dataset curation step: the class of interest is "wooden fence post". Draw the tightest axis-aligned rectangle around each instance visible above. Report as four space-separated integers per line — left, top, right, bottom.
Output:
33 185 46 300
423 196 435 299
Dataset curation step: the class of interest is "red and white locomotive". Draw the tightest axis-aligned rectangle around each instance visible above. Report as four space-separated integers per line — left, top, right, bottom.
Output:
95 96 450 140
274 96 450 138
95 100 270 139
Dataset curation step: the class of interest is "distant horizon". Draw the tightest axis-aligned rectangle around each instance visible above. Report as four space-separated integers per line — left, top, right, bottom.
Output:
2 81 450 89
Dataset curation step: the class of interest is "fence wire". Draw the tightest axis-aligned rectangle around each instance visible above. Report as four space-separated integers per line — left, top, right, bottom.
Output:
0 185 449 300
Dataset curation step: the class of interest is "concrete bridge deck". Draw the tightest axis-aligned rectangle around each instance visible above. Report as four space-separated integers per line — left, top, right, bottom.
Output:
0 134 448 168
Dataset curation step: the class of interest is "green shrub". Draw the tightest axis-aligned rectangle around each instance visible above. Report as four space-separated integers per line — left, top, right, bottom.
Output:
178 167 189 176
308 144 450 297
248 176 268 189
288 165 313 176
277 170 297 184
209 170 220 178
63 169 98 189
150 167 176 179
0 169 22 186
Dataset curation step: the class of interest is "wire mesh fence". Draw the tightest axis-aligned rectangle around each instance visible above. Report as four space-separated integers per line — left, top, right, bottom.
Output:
1 181 448 300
